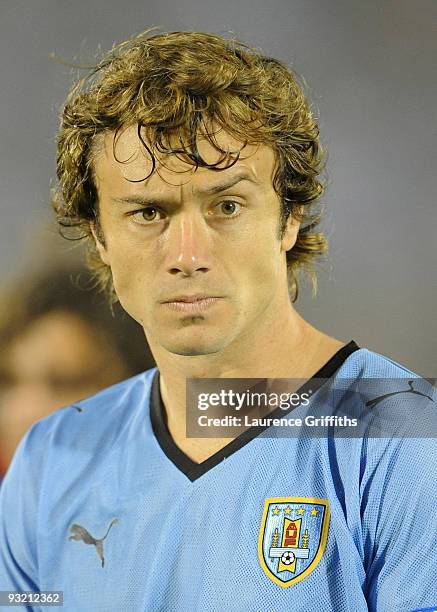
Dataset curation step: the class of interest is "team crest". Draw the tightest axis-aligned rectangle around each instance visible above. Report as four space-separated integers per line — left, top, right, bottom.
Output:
258 497 330 587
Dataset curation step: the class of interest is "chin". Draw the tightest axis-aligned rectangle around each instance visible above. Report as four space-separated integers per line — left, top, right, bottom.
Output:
158 328 229 357
162 341 224 357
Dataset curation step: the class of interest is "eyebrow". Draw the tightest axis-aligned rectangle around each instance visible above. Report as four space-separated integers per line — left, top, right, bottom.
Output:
111 171 258 206
202 172 258 194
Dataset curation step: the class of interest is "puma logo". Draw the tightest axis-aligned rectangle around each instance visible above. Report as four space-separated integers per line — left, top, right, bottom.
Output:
69 518 118 567
365 380 434 409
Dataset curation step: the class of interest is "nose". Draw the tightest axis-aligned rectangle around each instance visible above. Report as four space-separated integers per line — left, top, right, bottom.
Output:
164 212 212 276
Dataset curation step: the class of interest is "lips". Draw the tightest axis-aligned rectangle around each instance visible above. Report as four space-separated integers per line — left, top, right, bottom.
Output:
162 295 219 303
161 295 222 313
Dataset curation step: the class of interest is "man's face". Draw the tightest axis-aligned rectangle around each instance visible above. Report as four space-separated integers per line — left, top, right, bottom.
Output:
93 126 298 357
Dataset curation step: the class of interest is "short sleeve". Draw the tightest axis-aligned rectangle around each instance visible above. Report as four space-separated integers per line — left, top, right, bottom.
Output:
361 436 437 612
0 423 43 600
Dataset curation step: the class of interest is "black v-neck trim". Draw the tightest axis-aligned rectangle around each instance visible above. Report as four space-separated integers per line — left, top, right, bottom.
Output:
150 340 361 482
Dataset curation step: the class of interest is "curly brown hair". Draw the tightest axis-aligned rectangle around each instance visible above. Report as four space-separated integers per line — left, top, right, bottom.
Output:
53 29 327 302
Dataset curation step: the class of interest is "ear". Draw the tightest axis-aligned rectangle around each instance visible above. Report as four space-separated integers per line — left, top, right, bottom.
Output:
280 207 303 252
90 222 111 266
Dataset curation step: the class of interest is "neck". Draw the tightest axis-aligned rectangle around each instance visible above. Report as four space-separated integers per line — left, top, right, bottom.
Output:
146 294 343 463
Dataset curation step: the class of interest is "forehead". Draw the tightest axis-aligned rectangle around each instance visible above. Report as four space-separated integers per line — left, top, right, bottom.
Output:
93 125 278 193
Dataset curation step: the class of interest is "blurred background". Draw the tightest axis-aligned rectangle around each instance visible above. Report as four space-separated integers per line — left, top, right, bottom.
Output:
0 0 435 470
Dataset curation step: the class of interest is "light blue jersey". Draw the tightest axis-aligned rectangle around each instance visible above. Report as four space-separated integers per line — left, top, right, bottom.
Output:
1 341 437 611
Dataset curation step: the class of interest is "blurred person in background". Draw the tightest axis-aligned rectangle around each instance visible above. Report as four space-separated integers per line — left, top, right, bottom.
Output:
0 266 154 478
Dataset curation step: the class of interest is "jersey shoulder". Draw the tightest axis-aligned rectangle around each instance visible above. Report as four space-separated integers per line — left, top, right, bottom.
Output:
334 347 435 434
337 345 420 379
18 367 157 464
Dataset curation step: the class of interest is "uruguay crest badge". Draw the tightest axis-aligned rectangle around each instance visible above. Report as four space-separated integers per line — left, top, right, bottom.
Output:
258 497 330 587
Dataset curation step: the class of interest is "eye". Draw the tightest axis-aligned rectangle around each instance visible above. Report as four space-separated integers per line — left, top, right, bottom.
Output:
215 200 241 217
130 206 166 224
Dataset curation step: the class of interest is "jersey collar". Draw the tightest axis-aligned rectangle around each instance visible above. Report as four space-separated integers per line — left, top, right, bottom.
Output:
150 340 360 482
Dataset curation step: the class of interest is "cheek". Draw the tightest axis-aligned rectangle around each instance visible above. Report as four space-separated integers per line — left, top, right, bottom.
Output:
112 261 145 295
236 229 282 290
106 228 146 277
105 241 155 320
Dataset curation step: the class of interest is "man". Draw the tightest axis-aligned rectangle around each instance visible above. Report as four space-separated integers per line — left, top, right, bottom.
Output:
0 30 436 611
